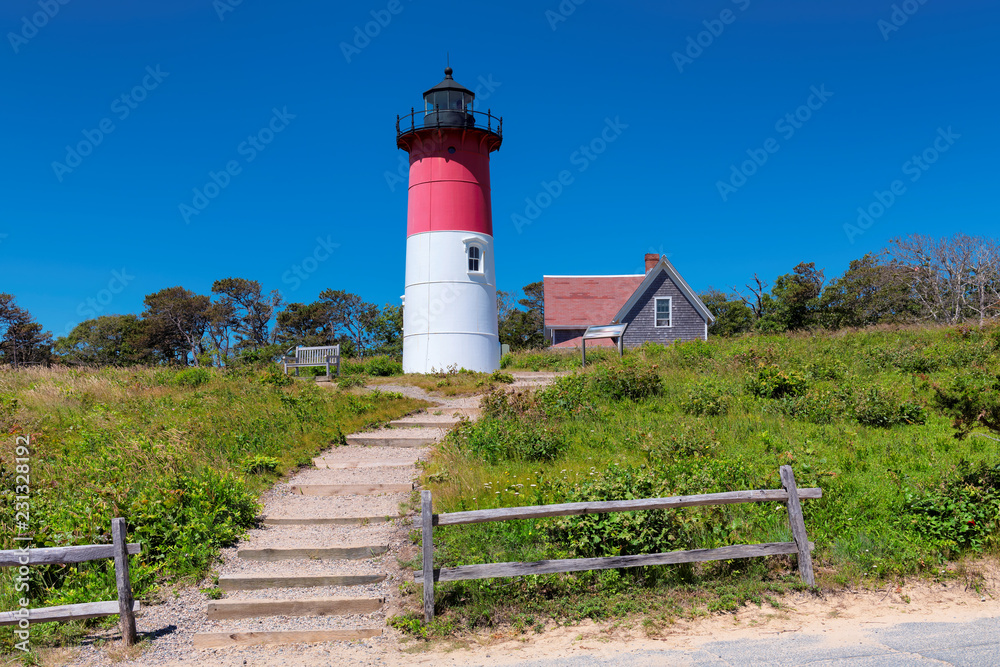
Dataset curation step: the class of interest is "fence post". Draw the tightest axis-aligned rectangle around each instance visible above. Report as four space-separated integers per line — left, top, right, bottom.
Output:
421 490 435 623
779 466 815 586
111 518 138 647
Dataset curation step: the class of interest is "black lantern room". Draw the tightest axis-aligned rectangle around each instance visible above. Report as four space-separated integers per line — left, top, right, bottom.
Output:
422 67 476 128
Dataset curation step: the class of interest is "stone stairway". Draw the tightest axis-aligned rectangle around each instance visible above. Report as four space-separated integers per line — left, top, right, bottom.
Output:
191 400 468 651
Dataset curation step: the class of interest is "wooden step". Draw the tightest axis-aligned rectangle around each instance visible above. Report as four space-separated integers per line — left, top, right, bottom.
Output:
207 596 383 620
262 516 392 527
237 546 388 561
289 483 413 496
194 628 381 649
345 434 438 448
389 418 461 429
218 573 385 591
312 458 418 469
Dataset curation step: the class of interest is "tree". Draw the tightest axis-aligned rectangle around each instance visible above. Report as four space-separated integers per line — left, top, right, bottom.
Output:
211 278 282 352
317 290 380 356
0 294 52 366
888 234 1000 325
370 304 403 357
819 252 918 328
275 302 334 348
765 262 825 331
498 283 545 350
142 287 211 365
700 288 754 336
54 315 150 366
733 274 771 321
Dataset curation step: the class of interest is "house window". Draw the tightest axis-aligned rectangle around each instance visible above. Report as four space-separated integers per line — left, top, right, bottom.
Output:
468 245 482 272
654 297 672 328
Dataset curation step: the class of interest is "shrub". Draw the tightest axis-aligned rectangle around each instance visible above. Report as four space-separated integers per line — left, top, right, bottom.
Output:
588 362 662 401
364 356 403 377
747 366 808 400
905 461 1000 554
776 390 846 424
681 380 731 416
259 367 293 387
450 418 565 463
850 387 926 427
488 369 515 384
241 454 280 475
173 367 212 387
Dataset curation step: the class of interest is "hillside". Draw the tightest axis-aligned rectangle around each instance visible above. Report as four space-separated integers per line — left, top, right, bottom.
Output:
0 365 426 652
411 324 1000 631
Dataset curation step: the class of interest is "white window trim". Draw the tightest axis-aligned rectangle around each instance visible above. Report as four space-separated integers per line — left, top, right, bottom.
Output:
654 297 672 328
466 243 484 274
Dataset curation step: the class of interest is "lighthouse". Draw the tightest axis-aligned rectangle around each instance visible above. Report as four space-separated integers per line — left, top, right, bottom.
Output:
396 67 503 374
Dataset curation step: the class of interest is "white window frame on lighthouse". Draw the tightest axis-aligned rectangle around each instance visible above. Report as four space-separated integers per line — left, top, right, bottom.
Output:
464 240 485 275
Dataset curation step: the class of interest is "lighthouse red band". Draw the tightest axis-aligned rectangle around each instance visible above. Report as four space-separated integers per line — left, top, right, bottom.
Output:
396 67 503 374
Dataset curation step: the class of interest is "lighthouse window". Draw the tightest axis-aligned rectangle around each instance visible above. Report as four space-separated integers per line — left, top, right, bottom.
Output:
468 245 481 272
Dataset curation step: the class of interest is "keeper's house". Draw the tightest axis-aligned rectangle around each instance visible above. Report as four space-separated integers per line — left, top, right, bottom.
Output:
543 254 715 348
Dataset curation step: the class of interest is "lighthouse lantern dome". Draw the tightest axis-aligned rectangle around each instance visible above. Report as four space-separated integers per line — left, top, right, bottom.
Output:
423 67 475 128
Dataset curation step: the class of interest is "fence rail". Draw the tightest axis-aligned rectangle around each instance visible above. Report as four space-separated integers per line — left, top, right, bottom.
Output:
415 465 819 622
0 518 140 646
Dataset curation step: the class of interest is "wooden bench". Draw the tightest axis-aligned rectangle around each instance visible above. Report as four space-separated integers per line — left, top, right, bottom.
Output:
0 518 140 647
282 345 341 378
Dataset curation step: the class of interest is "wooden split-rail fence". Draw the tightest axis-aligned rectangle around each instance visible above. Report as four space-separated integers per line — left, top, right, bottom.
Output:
416 465 819 622
0 518 141 646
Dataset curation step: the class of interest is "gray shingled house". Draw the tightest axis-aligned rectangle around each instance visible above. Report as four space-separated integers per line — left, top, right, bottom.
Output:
543 254 715 348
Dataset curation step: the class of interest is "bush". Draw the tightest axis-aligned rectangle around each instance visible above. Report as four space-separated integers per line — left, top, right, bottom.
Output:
364 356 403 377
747 366 808 400
241 454 280 475
259 367 293 387
905 461 1000 554
450 418 565 463
681 380 731 416
776 390 846 424
173 367 212 387
588 362 662 401
851 387 927 427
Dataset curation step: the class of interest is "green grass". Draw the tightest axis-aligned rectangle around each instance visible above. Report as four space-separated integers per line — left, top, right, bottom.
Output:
410 324 1000 635
0 364 427 652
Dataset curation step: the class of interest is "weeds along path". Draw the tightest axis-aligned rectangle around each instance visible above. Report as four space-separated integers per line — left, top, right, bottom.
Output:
63 373 561 667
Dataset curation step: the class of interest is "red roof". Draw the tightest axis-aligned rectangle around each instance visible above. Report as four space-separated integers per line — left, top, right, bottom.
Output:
543 275 645 328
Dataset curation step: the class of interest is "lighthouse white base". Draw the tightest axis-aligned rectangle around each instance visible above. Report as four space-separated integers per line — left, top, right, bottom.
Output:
402 231 499 374
403 331 500 374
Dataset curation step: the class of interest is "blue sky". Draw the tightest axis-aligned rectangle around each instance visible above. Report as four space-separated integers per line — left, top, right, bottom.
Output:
1 0 997 338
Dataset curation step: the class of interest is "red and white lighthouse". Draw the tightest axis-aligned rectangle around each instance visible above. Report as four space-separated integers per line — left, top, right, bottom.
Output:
396 67 503 373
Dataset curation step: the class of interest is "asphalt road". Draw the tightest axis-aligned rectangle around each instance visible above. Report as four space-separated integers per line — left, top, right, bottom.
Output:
466 616 1000 667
